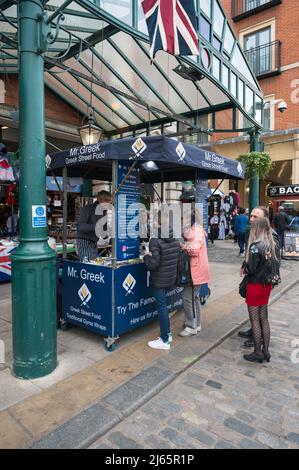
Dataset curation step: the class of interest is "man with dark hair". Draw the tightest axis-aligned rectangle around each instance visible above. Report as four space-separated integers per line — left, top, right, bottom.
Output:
273 206 290 250
234 207 249 257
77 190 112 261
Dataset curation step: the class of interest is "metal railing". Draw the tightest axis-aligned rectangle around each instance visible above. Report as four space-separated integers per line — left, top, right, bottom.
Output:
232 0 282 20
244 40 281 78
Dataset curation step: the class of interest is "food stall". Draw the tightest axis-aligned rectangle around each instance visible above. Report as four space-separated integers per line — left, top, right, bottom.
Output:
48 136 245 349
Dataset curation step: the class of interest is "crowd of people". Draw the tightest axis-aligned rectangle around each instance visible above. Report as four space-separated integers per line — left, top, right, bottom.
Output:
76 193 282 363
143 204 281 366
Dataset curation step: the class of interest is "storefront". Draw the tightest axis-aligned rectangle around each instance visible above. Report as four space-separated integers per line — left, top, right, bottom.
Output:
267 184 299 260
267 184 299 217
48 136 245 349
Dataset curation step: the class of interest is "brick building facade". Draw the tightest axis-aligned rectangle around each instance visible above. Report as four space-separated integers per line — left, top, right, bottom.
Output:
211 0 299 210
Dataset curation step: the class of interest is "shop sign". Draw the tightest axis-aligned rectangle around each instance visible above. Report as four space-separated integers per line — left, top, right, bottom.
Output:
268 185 299 197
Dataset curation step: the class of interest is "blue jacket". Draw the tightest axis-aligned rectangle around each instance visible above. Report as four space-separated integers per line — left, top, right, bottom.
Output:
234 214 249 235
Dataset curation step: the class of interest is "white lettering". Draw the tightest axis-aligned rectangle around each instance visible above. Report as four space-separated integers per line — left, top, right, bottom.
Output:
80 269 105 283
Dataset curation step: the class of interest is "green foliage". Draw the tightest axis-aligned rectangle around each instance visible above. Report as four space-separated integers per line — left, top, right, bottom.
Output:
237 151 274 179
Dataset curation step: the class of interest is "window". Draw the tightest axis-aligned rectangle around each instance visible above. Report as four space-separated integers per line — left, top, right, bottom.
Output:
244 27 271 76
245 0 273 12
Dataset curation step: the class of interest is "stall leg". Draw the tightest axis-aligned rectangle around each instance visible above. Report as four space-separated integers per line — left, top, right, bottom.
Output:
104 336 119 352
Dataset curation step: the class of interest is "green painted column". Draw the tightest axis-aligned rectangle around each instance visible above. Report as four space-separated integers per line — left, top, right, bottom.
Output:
11 0 57 379
249 130 264 214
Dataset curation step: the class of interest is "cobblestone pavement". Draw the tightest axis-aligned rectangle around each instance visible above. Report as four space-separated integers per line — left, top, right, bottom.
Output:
90 284 299 450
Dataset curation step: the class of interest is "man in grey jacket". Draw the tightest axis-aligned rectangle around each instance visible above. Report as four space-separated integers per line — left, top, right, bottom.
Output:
77 190 112 261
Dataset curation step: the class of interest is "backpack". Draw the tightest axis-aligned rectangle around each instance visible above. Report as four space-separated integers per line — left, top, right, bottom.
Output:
176 250 193 287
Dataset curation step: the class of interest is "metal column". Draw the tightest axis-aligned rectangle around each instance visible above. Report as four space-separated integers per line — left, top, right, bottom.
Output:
11 1 57 379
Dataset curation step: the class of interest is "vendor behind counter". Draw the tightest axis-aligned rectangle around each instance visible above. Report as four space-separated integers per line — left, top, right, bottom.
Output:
77 190 112 261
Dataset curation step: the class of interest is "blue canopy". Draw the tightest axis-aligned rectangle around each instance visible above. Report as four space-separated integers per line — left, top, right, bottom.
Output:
47 136 245 183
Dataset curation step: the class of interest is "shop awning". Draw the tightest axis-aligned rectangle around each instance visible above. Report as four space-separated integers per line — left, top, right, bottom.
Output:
47 135 246 183
0 0 264 137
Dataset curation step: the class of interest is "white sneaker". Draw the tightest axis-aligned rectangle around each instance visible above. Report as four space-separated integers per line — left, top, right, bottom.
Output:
179 326 198 337
196 325 202 333
148 337 170 350
168 332 173 343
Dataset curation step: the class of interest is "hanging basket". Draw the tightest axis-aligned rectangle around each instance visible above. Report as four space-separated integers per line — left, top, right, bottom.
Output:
237 151 274 179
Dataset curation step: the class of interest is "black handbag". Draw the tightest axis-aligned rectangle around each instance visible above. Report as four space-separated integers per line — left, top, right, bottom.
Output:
239 275 248 298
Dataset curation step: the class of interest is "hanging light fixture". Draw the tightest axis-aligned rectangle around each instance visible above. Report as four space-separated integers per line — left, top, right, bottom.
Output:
78 50 103 146
78 111 103 146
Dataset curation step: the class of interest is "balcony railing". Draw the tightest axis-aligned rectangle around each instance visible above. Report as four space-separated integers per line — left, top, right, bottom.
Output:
232 0 282 21
244 40 281 79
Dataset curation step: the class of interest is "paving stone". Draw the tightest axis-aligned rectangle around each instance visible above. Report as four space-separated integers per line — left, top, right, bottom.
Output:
206 380 222 389
107 431 143 449
103 366 174 416
142 404 169 421
287 433 299 445
187 428 216 447
224 418 255 438
32 403 120 449
240 439 269 449
182 372 206 390
147 434 175 449
167 417 190 433
257 432 289 450
236 411 256 425
160 427 193 448
265 402 283 413
215 440 237 449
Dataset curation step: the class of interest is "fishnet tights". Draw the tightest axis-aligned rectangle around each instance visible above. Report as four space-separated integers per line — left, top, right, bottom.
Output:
248 305 270 354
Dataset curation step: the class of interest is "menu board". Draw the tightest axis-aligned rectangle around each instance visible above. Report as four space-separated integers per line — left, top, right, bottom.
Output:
115 161 141 261
195 178 209 231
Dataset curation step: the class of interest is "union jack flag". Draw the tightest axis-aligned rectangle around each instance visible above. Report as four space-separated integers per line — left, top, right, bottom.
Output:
141 0 199 58
0 246 13 280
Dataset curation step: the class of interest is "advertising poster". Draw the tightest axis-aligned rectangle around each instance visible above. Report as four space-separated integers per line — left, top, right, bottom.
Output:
283 232 299 260
116 161 141 261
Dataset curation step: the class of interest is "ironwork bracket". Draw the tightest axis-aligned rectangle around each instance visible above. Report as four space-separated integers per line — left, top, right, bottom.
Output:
37 12 65 53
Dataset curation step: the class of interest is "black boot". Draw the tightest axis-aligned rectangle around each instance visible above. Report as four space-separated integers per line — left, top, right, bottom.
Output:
243 339 254 348
243 352 264 364
262 349 271 363
238 329 253 339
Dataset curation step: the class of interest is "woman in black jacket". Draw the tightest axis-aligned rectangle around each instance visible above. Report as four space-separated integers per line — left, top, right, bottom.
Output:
144 224 180 350
243 217 280 363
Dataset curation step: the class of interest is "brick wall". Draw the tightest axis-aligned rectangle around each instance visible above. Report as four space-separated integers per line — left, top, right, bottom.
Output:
3 75 82 126
218 0 299 135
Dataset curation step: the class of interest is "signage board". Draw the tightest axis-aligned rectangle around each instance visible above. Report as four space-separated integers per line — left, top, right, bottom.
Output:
283 232 299 260
114 263 183 336
115 161 140 261
268 185 299 197
32 205 46 228
62 261 113 336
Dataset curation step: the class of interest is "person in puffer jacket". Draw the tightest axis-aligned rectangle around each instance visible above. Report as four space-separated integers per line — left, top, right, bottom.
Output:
144 222 180 351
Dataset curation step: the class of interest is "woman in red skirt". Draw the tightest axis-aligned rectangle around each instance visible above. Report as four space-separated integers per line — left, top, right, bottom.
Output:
243 218 280 363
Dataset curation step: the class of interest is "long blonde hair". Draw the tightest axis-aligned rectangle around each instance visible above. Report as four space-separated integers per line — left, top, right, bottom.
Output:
246 217 277 262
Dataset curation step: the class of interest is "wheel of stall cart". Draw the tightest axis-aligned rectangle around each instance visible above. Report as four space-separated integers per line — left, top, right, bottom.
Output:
105 342 116 352
60 321 71 331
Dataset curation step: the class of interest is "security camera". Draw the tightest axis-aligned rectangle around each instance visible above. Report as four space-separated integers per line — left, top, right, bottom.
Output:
277 101 288 113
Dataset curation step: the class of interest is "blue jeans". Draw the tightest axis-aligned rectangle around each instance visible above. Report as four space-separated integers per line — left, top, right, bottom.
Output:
152 288 170 343
238 232 246 254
